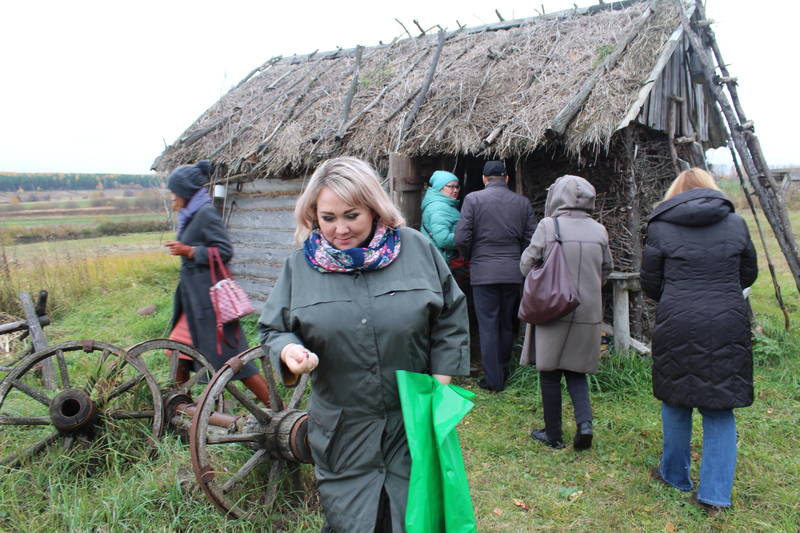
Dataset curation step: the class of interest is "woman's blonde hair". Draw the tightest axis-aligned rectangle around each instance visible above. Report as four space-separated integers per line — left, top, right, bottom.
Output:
663 167 721 201
293 157 405 244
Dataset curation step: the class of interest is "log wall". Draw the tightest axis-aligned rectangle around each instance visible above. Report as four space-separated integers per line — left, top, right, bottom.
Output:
224 178 304 308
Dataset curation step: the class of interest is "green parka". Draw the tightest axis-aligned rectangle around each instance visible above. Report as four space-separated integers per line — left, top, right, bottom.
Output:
259 227 470 532
420 188 460 261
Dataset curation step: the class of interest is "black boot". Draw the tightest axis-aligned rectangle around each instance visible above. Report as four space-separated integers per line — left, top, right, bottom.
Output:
531 429 565 449
573 421 593 450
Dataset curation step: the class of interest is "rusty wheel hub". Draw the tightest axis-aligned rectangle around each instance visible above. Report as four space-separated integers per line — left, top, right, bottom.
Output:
49 389 98 433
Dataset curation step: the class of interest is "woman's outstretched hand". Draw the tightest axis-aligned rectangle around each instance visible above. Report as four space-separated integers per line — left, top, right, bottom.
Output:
281 343 319 375
165 241 195 258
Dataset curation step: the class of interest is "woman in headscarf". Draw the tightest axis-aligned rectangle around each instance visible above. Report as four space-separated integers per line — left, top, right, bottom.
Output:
519 175 613 450
165 160 271 405
259 157 469 532
420 170 461 261
641 168 757 512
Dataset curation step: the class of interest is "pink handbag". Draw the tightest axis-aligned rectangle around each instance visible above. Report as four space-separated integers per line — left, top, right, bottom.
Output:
208 247 254 352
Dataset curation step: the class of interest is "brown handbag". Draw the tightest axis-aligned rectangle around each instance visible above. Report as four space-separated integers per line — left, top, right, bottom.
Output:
518 217 580 325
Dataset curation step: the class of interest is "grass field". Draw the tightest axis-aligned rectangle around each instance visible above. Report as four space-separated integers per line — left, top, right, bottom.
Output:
0 213 165 228
0 204 798 532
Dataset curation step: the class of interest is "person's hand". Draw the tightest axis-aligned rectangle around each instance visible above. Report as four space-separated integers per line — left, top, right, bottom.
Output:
433 374 452 386
165 241 195 258
280 343 319 375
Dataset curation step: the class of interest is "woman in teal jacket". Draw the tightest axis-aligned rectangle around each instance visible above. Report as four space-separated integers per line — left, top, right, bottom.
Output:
421 170 461 261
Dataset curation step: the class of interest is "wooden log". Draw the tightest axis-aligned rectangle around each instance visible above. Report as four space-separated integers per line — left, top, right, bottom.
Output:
0 316 50 336
339 49 430 138
548 5 654 137
673 0 800 293
395 30 446 151
336 45 364 139
19 291 54 390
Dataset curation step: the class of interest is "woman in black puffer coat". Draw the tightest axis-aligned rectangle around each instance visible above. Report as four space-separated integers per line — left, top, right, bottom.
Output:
641 168 757 512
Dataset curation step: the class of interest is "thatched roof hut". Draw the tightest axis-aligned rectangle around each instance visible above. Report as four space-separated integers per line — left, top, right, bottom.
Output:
153 0 726 335
154 0 721 177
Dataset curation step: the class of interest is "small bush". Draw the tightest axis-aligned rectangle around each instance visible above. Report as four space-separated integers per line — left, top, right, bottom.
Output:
95 219 170 236
111 198 132 211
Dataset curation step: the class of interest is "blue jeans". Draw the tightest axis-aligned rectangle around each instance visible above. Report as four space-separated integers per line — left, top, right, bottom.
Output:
659 402 737 507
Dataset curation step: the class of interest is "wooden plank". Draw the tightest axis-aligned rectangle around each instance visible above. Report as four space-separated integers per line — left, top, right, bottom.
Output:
230 245 296 265
228 195 299 211
228 228 295 247
617 24 686 131
228 209 296 229
235 179 306 195
234 277 277 305
229 262 283 280
19 291 55 390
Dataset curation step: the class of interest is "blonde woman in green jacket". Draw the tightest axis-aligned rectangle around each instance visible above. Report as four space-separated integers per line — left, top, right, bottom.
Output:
420 170 461 261
259 157 470 532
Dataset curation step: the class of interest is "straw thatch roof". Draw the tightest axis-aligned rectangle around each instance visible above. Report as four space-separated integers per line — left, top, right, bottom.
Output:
153 0 688 180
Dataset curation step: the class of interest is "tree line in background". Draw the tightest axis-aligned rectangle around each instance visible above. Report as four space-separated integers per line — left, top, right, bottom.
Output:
0 172 162 192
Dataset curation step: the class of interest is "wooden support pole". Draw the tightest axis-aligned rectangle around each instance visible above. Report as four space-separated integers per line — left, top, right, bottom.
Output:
19 291 55 389
547 5 654 137
608 273 640 355
388 153 422 229
729 144 791 329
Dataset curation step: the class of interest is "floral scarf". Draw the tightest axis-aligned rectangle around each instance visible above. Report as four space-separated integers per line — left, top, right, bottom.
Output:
304 223 401 273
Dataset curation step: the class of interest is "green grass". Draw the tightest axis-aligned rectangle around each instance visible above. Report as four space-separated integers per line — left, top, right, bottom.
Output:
6 232 168 263
0 213 164 228
0 205 798 531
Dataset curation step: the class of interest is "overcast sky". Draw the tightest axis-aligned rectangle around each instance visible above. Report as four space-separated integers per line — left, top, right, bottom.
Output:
1 0 796 174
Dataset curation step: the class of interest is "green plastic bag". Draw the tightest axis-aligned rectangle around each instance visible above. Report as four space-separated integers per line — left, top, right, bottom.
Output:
397 370 477 533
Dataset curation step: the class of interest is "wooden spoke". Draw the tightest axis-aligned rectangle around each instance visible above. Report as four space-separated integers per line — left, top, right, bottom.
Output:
221 449 268 493
98 374 145 406
0 431 60 467
55 349 71 389
206 432 263 445
287 373 309 410
10 379 52 407
181 368 210 393
62 434 75 451
262 460 284 509
105 410 155 420
0 416 51 425
225 383 268 424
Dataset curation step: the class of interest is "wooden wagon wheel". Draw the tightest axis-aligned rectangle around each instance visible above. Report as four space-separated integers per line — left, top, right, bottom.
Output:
0 340 164 468
126 339 221 434
189 346 312 519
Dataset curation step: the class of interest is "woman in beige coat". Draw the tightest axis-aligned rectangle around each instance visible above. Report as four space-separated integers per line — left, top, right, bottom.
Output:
520 175 613 449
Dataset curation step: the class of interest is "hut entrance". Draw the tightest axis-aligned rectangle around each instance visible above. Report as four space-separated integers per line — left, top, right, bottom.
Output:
389 153 521 231
452 155 520 198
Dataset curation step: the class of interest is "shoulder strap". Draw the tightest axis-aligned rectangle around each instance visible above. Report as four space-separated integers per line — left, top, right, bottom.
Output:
552 217 563 243
208 247 232 283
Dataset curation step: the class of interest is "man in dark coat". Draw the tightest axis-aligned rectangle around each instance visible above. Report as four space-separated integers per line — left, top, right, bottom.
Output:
455 161 536 391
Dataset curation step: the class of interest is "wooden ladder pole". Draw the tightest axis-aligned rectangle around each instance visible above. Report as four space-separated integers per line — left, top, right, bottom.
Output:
674 0 800 294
